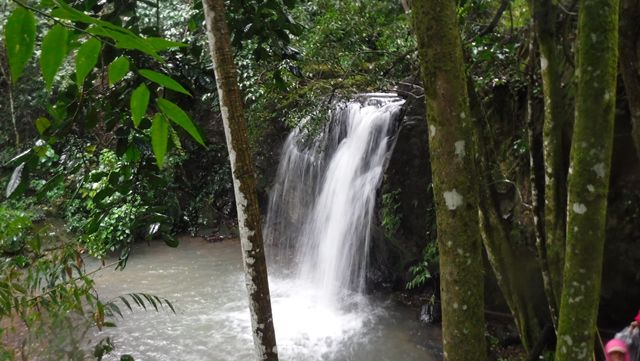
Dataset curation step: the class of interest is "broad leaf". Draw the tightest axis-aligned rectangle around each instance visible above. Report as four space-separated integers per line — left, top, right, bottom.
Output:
40 25 70 91
108 56 130 85
75 38 101 87
6 163 25 198
35 117 51 135
156 98 204 145
151 113 169 168
130 84 150 127
138 69 191 96
4 8 36 83
146 37 187 51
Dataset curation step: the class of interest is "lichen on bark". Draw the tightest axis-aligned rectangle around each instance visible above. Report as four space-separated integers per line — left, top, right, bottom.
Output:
530 0 573 324
201 0 278 360
554 0 619 358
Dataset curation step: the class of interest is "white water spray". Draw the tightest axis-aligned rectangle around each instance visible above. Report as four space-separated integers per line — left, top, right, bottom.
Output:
263 94 405 356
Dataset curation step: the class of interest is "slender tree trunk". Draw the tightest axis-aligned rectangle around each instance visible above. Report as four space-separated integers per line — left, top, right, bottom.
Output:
0 54 20 149
530 0 571 326
554 0 619 358
468 77 548 353
201 1 278 360
412 1 487 359
619 0 640 161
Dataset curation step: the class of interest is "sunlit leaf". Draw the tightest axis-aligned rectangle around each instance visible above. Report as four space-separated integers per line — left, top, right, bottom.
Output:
4 8 36 83
130 84 150 127
156 98 204 145
151 113 169 168
146 37 187 51
75 38 101 87
138 69 191 96
108 56 130 86
40 25 70 91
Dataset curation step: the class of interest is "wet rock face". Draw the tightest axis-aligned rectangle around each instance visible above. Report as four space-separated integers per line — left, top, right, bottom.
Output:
368 78 436 291
420 302 442 324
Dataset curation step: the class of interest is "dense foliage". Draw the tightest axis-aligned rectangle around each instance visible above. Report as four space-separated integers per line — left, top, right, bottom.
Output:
1 0 638 359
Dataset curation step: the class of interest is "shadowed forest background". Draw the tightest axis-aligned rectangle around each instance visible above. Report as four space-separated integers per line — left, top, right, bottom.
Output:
0 0 639 360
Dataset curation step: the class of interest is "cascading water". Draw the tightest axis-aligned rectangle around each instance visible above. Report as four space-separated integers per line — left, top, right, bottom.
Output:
263 94 406 356
92 94 438 361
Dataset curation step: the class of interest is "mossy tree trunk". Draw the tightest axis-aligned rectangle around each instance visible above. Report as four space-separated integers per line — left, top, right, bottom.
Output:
530 0 572 325
412 1 487 360
619 0 640 161
201 1 278 360
554 0 619 358
469 80 549 353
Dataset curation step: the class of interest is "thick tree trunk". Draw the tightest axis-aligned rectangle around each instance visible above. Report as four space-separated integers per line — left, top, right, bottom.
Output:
531 0 571 325
412 1 487 360
201 1 279 360
554 0 619 358
619 0 640 161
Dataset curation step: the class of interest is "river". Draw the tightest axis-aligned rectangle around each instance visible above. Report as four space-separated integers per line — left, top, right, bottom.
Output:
92 237 441 361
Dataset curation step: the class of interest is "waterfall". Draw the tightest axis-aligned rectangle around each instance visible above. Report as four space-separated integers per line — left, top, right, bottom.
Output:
264 94 405 307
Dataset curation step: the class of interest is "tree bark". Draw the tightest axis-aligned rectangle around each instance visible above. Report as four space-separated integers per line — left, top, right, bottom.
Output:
412 1 487 360
554 0 619 358
201 1 278 360
530 0 571 326
619 0 640 161
467 76 549 353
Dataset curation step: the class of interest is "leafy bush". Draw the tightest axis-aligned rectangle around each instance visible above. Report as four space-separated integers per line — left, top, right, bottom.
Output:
0 206 32 254
406 242 439 290
381 189 402 238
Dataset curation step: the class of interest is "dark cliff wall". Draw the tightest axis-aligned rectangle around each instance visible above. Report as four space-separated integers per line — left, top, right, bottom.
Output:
368 81 436 290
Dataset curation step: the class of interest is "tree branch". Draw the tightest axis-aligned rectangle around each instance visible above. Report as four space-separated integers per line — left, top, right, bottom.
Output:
477 0 511 38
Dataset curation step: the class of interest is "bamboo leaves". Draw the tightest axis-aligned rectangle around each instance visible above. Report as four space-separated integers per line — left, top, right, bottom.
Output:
2 0 203 170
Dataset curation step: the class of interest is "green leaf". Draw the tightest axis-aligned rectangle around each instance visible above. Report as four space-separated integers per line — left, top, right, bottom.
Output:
35 173 64 201
52 0 162 60
138 69 190 96
163 233 179 248
88 26 161 61
156 98 204 145
4 8 36 83
146 37 187 51
151 113 169 168
130 84 150 127
108 56 130 85
75 38 101 87
40 24 70 91
35 117 51 135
